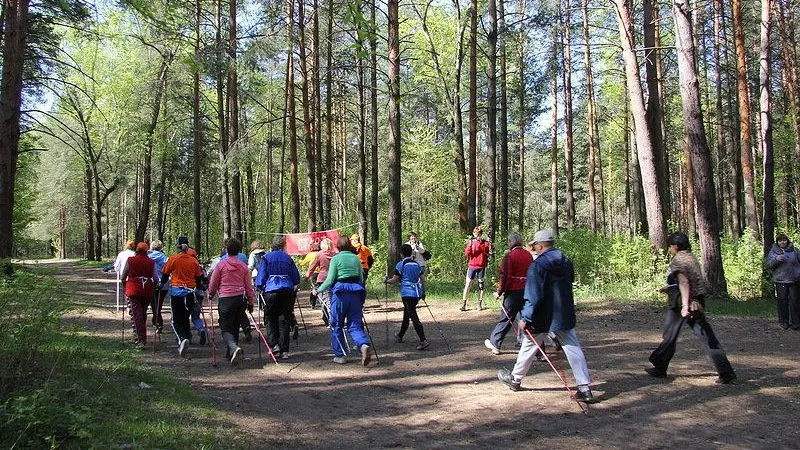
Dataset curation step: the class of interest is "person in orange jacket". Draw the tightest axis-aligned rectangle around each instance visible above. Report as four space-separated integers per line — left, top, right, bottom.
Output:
350 233 374 283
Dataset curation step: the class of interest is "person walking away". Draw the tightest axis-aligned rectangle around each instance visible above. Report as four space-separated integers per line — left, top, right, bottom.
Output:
255 235 301 360
484 232 533 355
496 230 597 403
121 242 159 348
161 238 204 357
114 240 136 278
766 233 800 330
314 236 373 365
646 231 736 384
208 237 256 366
307 238 337 324
148 240 169 334
175 237 210 345
299 242 321 307
461 226 492 311
384 244 429 350
350 233 375 282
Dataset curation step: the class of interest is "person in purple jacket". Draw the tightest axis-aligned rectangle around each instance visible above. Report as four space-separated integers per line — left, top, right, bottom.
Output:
207 237 256 366
256 235 301 360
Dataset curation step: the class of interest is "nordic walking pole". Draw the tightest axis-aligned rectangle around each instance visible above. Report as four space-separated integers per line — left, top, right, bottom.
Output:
257 291 263 361
200 299 217 367
294 290 309 338
497 297 586 414
420 297 452 351
247 310 279 365
383 283 389 343
360 310 380 363
116 272 121 312
122 298 126 345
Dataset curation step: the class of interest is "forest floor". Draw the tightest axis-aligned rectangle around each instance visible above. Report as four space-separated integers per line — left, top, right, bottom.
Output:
47 260 800 449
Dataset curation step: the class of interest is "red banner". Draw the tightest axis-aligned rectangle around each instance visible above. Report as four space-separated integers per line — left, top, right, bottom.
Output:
284 229 341 255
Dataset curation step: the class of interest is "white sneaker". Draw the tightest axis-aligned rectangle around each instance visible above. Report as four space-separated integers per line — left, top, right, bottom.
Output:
333 356 347 364
178 339 189 357
484 339 500 355
230 347 243 366
360 344 372 366
280 352 290 360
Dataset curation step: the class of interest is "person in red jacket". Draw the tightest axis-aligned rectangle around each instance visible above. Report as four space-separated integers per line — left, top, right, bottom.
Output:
121 242 159 348
461 226 492 311
484 232 533 354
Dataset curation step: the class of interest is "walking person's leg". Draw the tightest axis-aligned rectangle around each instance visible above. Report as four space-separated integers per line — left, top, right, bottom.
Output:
397 297 412 340
489 291 523 349
277 290 292 357
647 308 686 376
689 316 736 382
499 331 541 390
461 270 475 311
329 296 347 359
776 283 791 329
406 297 425 341
130 296 148 346
788 283 800 330
170 294 191 356
555 328 591 387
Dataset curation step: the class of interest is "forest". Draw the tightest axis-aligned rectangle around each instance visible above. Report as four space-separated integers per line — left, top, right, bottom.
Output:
1 0 799 297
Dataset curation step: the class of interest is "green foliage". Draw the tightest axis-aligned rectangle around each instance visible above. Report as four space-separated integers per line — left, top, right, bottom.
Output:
0 265 241 449
721 229 768 300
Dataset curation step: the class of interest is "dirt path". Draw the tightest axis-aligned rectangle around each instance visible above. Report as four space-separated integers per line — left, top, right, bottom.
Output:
46 260 800 449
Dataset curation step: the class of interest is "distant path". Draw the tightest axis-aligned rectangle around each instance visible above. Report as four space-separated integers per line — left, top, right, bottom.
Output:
36 259 800 448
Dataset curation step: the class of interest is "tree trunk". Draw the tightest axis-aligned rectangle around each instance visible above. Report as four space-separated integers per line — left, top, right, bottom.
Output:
733 0 760 236
484 0 497 241
613 0 665 248
193 0 202 252
759 0 774 256
467 0 477 229
683 137 697 236
550 27 559 235
582 0 600 233
324 0 334 228
712 0 731 236
229 0 242 239
369 0 379 242
673 0 727 294
0 0 29 258
387 0 401 272
84 165 94 259
313 0 324 228
643 0 670 224
216 0 231 237
298 0 317 231
135 57 170 242
777 0 800 227
498 0 509 238
357 34 368 240
563 0 576 229
516 6 526 232
287 0 300 232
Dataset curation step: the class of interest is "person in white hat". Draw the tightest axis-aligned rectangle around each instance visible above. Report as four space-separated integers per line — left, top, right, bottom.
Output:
496 229 597 403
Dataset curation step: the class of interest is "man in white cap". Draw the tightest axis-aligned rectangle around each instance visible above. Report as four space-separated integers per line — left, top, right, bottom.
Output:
496 229 597 403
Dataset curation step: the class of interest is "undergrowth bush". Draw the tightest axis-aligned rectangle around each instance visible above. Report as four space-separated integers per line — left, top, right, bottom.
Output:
721 229 767 300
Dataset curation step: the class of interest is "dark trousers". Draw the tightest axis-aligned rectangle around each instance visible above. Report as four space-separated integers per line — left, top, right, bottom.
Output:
398 296 426 341
775 282 800 329
489 290 525 349
151 289 168 329
129 295 149 344
264 288 296 353
649 307 735 377
219 295 246 357
170 293 196 343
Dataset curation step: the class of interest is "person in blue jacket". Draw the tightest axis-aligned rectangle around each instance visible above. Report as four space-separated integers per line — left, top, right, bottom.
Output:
496 229 596 403
255 235 301 360
148 240 169 333
385 244 429 350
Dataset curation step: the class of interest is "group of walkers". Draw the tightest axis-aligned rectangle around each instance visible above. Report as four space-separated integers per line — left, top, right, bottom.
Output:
113 225 800 405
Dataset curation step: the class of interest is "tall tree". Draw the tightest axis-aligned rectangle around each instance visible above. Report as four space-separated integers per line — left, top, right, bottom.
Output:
193 0 202 253
229 0 243 239
777 0 800 226
298 0 317 231
516 0 527 232
387 0 401 270
550 26 559 234
759 0 774 255
467 0 478 228
369 0 379 242
612 0 666 249
287 0 300 232
484 0 497 240
582 0 600 233
733 0 760 236
216 0 231 237
0 0 30 258
673 0 727 293
324 0 335 228
562 0 575 228
497 0 509 238
643 0 669 222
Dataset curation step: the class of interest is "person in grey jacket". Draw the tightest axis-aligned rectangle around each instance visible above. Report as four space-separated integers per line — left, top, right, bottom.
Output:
766 233 800 330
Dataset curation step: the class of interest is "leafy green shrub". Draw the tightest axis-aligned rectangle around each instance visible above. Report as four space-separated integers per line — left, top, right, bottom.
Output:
721 229 767 300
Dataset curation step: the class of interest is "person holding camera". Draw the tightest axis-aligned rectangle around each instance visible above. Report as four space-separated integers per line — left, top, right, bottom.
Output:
645 231 736 384
461 226 492 311
207 237 256 366
385 244 429 350
767 233 800 330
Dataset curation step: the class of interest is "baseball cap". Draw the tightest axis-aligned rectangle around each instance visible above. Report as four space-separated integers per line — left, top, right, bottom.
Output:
532 229 556 244
177 236 189 246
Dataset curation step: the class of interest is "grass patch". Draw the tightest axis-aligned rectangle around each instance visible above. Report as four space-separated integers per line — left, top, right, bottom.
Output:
0 265 243 450
73 259 111 269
